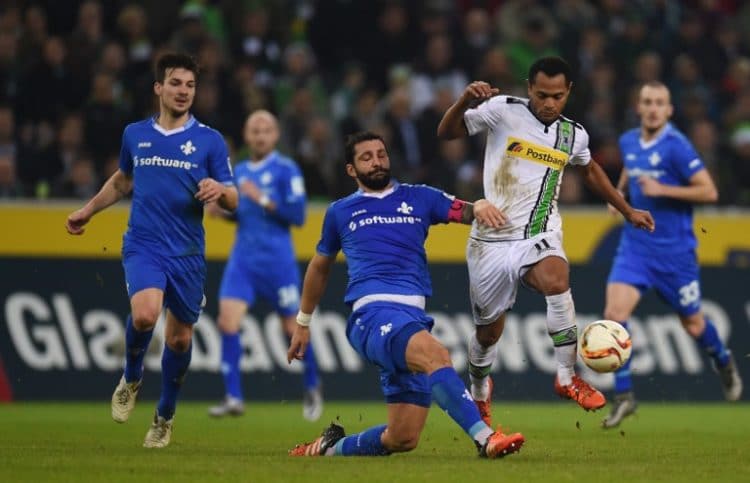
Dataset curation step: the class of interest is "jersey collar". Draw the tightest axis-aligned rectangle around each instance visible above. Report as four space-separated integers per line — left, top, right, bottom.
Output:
150 114 196 136
358 181 400 199
639 123 672 150
247 150 277 170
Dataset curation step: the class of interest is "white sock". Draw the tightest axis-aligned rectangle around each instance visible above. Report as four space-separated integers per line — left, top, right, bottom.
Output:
468 334 497 401
546 289 577 386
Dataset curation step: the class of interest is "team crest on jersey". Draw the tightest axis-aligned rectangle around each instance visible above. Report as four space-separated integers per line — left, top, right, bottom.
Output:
505 136 568 170
260 172 273 185
180 140 197 155
396 202 414 214
649 151 661 166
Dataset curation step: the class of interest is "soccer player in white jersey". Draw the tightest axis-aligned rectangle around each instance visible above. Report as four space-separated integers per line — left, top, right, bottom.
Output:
66 53 238 448
601 82 742 428
286 132 524 458
438 56 654 425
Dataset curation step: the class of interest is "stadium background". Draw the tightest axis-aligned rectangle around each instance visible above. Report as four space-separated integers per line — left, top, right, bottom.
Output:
0 0 749 403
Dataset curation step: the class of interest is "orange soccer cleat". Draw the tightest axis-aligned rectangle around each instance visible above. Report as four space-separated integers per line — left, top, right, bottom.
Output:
474 378 494 427
480 428 525 459
289 423 345 456
554 374 606 411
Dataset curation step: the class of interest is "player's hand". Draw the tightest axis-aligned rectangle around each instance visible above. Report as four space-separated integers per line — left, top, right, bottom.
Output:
473 199 506 228
625 208 655 232
65 208 91 235
239 179 262 203
287 326 311 363
195 178 225 203
637 176 664 197
460 81 500 105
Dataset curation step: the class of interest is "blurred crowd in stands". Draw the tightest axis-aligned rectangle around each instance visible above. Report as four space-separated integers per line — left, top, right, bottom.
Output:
1 0 749 205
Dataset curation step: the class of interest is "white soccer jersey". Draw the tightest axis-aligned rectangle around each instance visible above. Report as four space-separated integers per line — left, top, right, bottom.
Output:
464 95 591 240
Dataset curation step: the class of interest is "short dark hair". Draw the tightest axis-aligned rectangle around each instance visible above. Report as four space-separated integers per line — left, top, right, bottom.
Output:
154 52 200 84
344 131 386 165
528 56 572 85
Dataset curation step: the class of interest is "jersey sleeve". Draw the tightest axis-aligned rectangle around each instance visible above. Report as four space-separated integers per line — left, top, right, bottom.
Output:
316 204 341 257
671 137 705 182
118 126 133 174
418 185 455 224
272 160 307 226
207 132 234 185
568 125 592 166
463 96 506 135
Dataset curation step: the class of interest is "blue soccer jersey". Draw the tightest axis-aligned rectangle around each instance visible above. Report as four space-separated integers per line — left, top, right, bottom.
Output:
316 182 455 305
119 116 234 257
618 123 705 255
230 151 306 266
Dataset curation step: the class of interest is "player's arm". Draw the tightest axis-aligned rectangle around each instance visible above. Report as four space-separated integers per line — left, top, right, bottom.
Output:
287 253 335 363
437 81 499 139
65 169 133 235
607 168 629 216
266 167 307 226
197 180 238 211
577 161 655 232
447 198 506 227
638 169 718 203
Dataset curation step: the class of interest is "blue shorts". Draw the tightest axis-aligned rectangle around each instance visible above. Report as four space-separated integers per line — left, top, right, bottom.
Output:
123 251 206 324
218 256 301 316
607 250 701 317
347 302 434 407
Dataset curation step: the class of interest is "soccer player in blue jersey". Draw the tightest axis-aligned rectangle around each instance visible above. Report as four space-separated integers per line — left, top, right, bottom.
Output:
207 110 322 420
286 131 525 459
65 53 238 447
602 81 743 428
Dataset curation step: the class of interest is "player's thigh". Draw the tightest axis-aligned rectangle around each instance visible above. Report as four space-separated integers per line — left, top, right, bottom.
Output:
163 254 207 325
217 298 248 333
164 309 194 352
129 288 164 329
123 251 167 327
383 402 429 452
404 330 451 374
519 232 569 295
652 252 702 318
466 238 519 326
604 283 642 322
218 257 256 306
255 260 301 317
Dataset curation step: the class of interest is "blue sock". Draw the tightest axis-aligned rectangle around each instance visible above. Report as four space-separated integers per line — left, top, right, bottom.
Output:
613 322 633 394
157 344 192 420
696 318 730 368
333 424 390 456
303 342 319 390
123 315 153 383
221 332 243 400
429 367 493 443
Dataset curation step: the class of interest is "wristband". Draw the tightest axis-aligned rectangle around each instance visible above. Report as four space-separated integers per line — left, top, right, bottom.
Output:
296 312 312 327
259 194 271 208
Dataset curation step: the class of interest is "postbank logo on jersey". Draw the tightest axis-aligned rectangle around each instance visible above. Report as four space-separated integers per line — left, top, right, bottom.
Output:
505 137 568 171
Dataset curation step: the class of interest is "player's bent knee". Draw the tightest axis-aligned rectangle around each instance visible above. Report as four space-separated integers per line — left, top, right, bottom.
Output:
132 311 159 331
475 325 502 347
217 314 241 334
383 432 420 452
165 334 192 353
604 307 627 322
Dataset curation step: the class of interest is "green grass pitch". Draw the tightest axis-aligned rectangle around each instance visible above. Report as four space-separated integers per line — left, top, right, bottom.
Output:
1 401 748 482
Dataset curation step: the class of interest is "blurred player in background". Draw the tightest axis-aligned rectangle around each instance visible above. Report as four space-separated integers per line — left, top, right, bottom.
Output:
437 56 654 425
602 81 743 428
287 132 524 458
65 53 238 448
207 110 322 421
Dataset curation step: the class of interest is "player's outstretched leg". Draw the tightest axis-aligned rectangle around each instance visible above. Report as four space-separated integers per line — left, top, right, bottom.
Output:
468 334 496 426
112 315 151 423
143 410 173 448
302 343 323 421
209 331 245 417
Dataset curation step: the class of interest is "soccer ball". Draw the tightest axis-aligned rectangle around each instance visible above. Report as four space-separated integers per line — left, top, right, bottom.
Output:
578 320 632 373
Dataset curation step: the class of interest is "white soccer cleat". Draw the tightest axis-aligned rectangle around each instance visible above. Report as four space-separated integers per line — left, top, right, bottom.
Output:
143 411 173 448
716 353 743 402
208 396 245 418
303 386 323 422
111 376 142 423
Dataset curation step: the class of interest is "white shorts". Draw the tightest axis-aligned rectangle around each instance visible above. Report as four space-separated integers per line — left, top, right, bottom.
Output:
466 231 567 325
